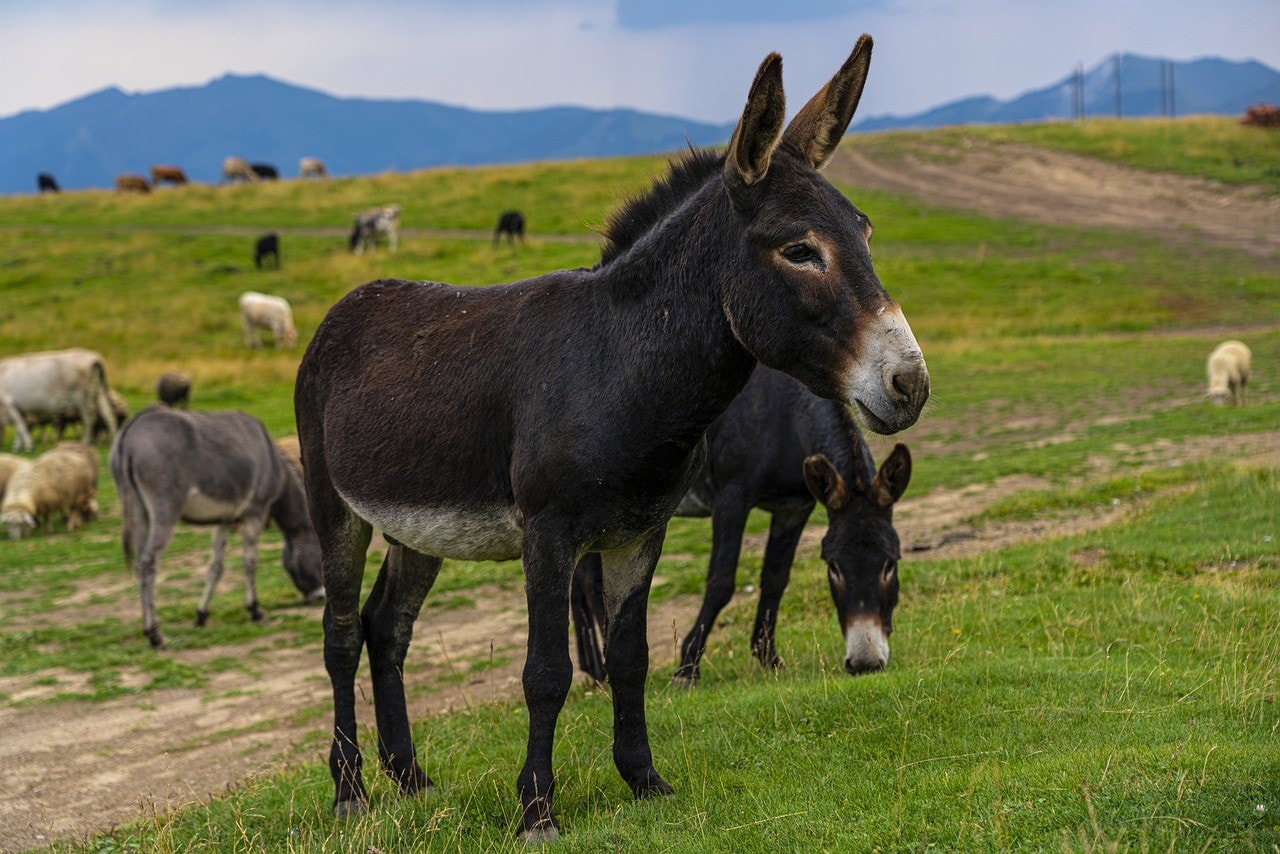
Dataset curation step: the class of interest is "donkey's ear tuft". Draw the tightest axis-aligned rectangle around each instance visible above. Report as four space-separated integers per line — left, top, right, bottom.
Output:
780 35 873 170
724 53 787 199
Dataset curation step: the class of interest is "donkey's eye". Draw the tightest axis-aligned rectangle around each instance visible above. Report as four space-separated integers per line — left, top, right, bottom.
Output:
781 243 821 266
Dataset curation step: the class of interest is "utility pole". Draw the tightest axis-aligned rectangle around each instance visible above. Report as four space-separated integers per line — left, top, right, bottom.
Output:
1074 63 1084 120
1113 53 1122 118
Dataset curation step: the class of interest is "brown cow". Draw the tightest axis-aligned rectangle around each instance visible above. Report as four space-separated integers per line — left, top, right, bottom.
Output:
1242 104 1280 128
150 165 188 186
115 174 151 193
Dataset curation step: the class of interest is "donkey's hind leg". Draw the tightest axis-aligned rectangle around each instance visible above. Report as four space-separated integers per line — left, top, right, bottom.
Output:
361 543 440 796
602 529 674 800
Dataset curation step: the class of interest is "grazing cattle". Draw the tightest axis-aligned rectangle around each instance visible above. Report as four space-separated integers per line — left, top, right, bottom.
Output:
571 364 911 685
1207 340 1252 405
1242 104 1280 128
156 370 191 408
296 37 928 840
251 163 279 180
110 407 325 648
348 204 400 254
115 174 150 194
39 388 129 443
239 291 298 348
150 165 188 186
493 210 525 245
299 157 328 178
0 348 117 453
254 232 281 270
222 157 257 183
37 173 59 193
2 442 99 540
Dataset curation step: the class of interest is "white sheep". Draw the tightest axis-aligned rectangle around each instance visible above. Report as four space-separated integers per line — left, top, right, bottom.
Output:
0 452 24 503
239 291 298 349
1206 340 1252 406
2 442 99 539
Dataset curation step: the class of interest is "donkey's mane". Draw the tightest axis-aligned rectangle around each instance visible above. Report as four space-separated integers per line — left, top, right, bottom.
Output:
599 147 726 266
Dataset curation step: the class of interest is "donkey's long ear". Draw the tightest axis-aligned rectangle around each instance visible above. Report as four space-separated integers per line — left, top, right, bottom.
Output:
724 53 786 198
780 34 873 170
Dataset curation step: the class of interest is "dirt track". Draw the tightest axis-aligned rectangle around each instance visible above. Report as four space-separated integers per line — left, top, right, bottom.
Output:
2 139 1277 852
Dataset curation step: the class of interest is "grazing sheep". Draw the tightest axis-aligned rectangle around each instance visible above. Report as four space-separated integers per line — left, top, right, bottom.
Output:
239 291 298 348
150 165 188 187
0 452 24 502
156 371 191 408
2 442 99 539
275 435 302 473
1207 340 1252 406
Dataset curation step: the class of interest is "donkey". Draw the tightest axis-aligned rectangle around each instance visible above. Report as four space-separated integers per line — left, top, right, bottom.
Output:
295 36 928 841
109 407 325 649
571 364 911 687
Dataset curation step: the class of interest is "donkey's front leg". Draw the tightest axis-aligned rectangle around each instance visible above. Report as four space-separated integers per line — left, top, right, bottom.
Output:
602 529 674 799
362 545 439 796
238 516 268 622
195 525 230 627
751 509 808 670
515 524 576 842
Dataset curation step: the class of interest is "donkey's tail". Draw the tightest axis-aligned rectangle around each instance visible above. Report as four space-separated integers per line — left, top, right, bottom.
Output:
108 426 144 570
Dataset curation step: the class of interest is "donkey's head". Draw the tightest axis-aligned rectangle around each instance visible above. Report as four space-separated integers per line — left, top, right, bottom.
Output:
719 37 928 434
803 440 911 674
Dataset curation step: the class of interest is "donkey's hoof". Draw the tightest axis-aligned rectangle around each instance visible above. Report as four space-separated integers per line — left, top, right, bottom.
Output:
333 798 366 819
670 672 698 689
630 771 675 800
518 823 560 845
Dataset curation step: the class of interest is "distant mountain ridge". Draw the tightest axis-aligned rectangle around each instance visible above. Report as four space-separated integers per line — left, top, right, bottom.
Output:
0 74 737 193
1 52 1277 194
854 53 1280 131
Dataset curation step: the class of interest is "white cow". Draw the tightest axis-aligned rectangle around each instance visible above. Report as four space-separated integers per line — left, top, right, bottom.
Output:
0 348 117 453
299 157 328 178
239 291 298 348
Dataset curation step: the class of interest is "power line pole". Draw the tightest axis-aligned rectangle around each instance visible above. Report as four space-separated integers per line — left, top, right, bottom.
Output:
1113 53 1122 118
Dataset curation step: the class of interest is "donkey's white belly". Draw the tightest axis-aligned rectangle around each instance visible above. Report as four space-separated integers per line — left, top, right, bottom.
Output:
181 487 250 523
343 494 523 561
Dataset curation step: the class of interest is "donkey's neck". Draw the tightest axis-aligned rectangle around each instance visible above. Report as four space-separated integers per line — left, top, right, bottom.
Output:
591 193 757 437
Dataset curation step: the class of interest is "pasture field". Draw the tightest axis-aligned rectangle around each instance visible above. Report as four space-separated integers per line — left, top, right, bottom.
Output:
0 118 1277 851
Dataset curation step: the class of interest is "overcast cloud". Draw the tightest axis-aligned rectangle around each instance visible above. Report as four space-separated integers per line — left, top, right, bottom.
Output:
1 1 1276 124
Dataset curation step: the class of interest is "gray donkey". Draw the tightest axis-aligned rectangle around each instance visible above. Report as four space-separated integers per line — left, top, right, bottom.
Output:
109 406 325 648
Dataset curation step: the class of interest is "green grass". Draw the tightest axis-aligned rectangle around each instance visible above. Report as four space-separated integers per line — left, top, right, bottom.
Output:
1 119 1278 850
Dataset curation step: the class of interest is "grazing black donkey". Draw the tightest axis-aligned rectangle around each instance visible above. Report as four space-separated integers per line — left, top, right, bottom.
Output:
254 232 280 270
295 35 928 842
493 210 525 245
571 364 912 686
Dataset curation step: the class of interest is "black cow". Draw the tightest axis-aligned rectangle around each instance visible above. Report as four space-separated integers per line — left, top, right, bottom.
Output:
254 232 280 270
493 210 525 245
250 163 279 180
37 173 60 193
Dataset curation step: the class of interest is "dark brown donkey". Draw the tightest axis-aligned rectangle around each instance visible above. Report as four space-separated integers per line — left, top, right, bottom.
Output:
571 364 911 687
295 36 929 842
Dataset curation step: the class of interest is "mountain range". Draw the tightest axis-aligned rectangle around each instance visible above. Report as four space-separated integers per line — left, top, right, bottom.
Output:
2 52 1277 195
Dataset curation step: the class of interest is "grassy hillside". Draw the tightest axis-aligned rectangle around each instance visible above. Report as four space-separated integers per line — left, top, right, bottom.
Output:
0 118 1277 851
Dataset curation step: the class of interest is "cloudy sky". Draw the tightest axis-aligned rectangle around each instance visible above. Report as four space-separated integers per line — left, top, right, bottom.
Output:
2 0 1276 124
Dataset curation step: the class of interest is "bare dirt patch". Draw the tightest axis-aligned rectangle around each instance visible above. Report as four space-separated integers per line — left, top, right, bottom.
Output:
827 139 1280 261
2 142 1277 852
